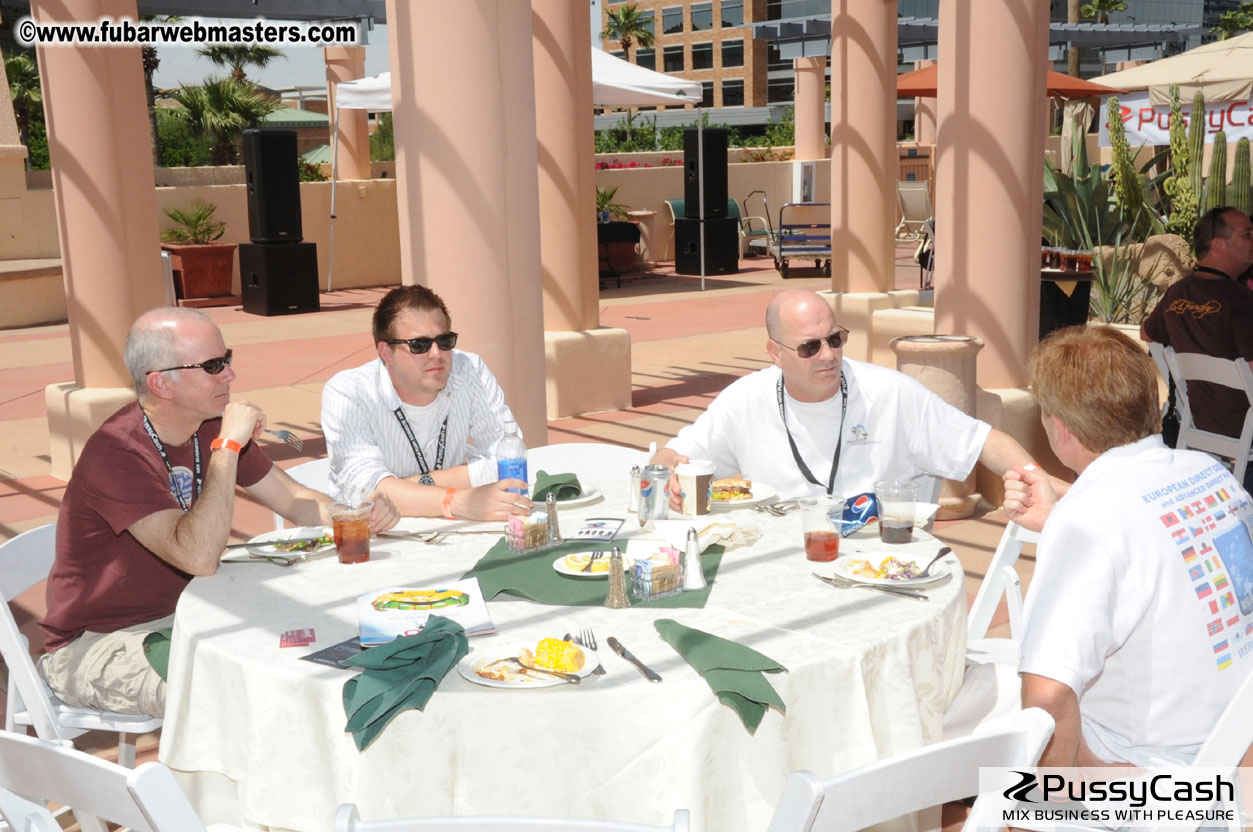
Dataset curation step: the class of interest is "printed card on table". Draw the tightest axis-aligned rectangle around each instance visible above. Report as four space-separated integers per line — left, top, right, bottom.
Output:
566 517 624 541
357 577 494 645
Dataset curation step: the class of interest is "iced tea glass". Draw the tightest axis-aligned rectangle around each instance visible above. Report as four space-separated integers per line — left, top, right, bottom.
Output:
329 501 372 564
802 496 845 562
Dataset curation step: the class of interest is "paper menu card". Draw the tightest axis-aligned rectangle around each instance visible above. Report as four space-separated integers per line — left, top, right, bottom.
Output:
565 517 624 542
357 578 494 645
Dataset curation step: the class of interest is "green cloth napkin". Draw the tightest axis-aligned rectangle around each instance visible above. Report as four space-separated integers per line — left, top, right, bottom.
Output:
654 618 787 735
340 615 468 751
142 628 173 681
532 470 582 503
460 539 724 608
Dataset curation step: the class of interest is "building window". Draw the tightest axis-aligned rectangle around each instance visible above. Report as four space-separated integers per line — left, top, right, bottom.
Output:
664 45 685 72
662 6 683 34
722 0 744 26
701 81 714 107
692 42 714 70
638 9 655 36
767 43 788 73
691 2 714 31
768 77 794 104
722 39 744 67
636 47 656 71
611 50 626 61
722 79 744 106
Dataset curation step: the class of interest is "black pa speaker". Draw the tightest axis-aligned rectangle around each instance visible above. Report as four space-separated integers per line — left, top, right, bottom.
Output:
242 128 303 244
683 127 728 218
239 242 320 316
674 217 739 275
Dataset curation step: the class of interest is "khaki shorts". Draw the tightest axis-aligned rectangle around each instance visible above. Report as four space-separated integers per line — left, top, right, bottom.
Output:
37 614 173 718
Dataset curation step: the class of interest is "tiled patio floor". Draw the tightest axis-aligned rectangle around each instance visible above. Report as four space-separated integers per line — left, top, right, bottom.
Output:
0 245 1025 827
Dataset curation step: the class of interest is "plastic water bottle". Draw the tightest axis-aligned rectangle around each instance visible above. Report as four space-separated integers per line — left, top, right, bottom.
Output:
495 420 527 494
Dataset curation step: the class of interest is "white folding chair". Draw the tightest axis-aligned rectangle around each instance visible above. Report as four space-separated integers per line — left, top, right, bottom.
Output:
0 525 162 769
0 730 236 832
274 457 333 530
526 442 648 486
943 522 1038 739
766 707 1055 832
333 805 689 832
1163 346 1253 482
895 180 933 242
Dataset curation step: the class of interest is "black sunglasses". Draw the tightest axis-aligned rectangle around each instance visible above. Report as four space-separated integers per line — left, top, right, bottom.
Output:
773 328 849 359
384 332 459 355
147 349 233 376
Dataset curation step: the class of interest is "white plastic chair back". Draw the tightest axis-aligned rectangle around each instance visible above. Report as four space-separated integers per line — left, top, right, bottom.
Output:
526 443 647 488
274 457 333 530
966 521 1038 643
1164 346 1253 482
0 731 210 832
334 805 689 832
766 708 1055 832
0 524 161 770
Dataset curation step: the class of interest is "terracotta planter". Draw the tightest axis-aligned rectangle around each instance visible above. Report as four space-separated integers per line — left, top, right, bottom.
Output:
160 243 237 300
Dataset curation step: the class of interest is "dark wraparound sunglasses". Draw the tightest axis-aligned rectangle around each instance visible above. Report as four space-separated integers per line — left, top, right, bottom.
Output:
772 327 849 359
147 349 233 376
384 332 459 355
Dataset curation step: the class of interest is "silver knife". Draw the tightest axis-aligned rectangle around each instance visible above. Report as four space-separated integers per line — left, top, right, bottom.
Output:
223 536 326 551
607 637 662 683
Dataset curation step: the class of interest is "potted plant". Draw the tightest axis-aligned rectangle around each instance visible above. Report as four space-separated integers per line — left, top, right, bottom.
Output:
160 200 237 301
595 185 630 222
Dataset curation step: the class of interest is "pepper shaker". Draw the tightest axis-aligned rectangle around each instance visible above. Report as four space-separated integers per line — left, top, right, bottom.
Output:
545 493 561 544
604 547 630 609
682 527 707 590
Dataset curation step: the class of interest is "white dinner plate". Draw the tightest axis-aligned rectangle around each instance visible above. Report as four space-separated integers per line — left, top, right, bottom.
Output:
711 482 777 510
831 553 953 588
457 641 598 688
243 526 335 558
552 551 635 578
544 488 603 509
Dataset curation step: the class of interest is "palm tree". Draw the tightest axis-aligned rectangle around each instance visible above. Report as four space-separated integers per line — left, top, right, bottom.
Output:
1080 0 1127 25
196 45 285 83
1213 3 1253 40
4 51 41 166
1067 0 1082 77
601 4 654 62
165 76 283 165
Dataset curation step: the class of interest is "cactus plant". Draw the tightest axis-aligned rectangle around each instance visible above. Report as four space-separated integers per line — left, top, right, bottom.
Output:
1165 85 1200 240
1231 138 1252 215
1108 96 1159 240
1188 91 1206 201
1207 130 1228 210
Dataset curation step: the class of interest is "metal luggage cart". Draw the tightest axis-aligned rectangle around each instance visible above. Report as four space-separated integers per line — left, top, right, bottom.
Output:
769 202 831 278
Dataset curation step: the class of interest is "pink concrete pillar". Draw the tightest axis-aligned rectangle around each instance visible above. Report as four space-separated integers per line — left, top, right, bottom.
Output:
793 57 827 161
324 46 371 181
933 0 1048 389
35 0 165 389
829 0 897 293
385 0 548 443
532 0 598 333
913 59 937 144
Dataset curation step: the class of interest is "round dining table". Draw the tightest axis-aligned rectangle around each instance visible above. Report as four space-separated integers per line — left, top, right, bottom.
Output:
158 473 966 832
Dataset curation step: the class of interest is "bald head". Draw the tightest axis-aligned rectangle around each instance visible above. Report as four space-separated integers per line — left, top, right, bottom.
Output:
766 289 835 342
124 306 215 397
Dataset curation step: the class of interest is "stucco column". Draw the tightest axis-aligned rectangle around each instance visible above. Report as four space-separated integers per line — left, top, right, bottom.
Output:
35 0 167 479
829 0 897 293
532 0 631 418
913 59 937 144
793 56 826 161
385 0 547 443
933 0 1048 389
324 46 371 181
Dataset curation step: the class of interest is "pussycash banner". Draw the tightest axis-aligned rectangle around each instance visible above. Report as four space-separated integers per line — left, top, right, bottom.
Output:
1098 91 1253 146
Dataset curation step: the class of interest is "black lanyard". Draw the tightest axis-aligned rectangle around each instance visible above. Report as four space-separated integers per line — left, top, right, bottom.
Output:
392 407 448 475
141 410 201 513
776 374 847 496
1194 265 1235 280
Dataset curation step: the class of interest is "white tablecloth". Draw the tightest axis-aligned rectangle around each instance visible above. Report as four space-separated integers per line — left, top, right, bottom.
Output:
159 480 966 832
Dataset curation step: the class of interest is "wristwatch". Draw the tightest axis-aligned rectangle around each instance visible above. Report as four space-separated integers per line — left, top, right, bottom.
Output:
419 473 436 486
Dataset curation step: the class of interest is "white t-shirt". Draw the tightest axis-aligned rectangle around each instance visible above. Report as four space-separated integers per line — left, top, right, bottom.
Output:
321 351 517 501
665 358 991 498
1019 436 1253 766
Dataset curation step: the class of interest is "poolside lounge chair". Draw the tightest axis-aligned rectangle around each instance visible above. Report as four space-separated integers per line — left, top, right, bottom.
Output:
895 180 933 242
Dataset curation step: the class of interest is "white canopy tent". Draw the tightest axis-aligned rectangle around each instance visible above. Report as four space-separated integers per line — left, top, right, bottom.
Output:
325 49 701 289
1091 31 1253 105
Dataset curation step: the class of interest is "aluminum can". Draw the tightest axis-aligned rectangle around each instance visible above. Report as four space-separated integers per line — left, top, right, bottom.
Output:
639 464 671 524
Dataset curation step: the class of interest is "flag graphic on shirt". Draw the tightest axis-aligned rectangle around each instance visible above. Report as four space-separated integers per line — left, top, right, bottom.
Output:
1218 487 1232 501
1246 622 1253 636
1173 527 1190 542
1215 509 1228 522
1209 618 1225 636
1179 505 1195 520
1211 599 1221 614
1161 511 1180 527
1215 574 1230 591
1190 524 1207 538
1193 500 1207 514
1200 541 1215 556
1189 564 1206 581
1214 639 1229 653
1229 615 1242 629
1181 546 1198 563
1217 653 1233 670
1222 591 1237 609
1196 583 1214 599
1206 494 1219 508
1206 558 1216 573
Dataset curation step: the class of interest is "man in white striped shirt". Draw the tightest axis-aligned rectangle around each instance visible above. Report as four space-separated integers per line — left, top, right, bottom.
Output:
321 286 532 521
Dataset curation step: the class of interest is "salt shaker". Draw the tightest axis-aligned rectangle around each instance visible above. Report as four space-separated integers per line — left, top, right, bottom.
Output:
629 465 642 513
545 493 561 544
604 547 631 609
682 527 707 590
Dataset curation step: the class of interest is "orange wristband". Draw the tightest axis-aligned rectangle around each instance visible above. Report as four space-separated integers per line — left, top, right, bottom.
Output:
441 488 457 520
210 438 241 454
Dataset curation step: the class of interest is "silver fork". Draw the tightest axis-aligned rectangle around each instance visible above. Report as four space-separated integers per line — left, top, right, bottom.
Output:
264 429 304 451
579 627 607 676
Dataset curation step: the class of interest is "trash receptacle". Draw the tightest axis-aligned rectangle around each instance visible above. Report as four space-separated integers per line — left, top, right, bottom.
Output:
1039 269 1095 340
